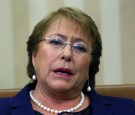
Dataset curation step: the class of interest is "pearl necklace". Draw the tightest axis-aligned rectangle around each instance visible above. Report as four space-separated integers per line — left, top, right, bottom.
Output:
29 90 85 114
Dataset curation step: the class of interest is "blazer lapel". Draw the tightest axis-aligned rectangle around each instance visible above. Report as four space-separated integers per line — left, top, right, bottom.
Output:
90 88 114 115
9 84 35 115
10 103 34 115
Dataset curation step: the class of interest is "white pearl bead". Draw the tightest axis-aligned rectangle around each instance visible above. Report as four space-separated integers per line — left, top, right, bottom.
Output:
51 109 54 113
40 105 44 108
43 106 47 110
37 102 41 106
54 110 58 114
59 111 62 113
47 108 51 112
67 109 71 112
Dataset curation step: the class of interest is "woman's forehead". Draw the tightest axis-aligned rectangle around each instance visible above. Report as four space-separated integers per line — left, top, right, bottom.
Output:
45 17 90 40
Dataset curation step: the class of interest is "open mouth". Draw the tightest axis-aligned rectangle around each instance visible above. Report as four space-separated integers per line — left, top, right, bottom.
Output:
53 68 73 76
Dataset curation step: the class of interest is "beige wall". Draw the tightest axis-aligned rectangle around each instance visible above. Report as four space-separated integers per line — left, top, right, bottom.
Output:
120 0 135 84
0 0 135 89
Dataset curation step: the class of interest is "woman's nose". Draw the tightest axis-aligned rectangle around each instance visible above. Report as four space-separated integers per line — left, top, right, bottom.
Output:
60 44 73 61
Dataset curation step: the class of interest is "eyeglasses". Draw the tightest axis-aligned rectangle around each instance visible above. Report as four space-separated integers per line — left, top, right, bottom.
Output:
43 35 93 54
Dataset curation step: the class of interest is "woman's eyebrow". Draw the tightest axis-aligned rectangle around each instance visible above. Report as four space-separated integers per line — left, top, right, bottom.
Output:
73 37 84 41
49 33 68 39
48 33 86 43
73 37 88 44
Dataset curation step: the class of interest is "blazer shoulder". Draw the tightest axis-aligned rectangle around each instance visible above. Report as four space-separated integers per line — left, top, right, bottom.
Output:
100 95 135 113
0 98 10 105
0 98 11 114
100 94 135 104
106 95 135 104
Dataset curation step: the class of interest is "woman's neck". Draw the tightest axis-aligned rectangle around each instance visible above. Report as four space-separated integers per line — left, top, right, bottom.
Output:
33 88 82 108
31 84 90 114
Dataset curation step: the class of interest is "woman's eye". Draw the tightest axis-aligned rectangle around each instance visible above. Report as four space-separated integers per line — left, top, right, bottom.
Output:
49 39 63 46
74 44 87 53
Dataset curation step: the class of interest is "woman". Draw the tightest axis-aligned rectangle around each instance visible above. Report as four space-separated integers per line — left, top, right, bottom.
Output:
0 7 135 115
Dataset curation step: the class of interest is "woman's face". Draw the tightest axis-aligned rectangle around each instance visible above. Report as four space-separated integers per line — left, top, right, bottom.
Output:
32 18 93 94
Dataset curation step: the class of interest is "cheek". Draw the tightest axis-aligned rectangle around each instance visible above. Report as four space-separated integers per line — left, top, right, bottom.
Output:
32 44 60 76
73 56 91 88
32 45 52 72
75 56 91 75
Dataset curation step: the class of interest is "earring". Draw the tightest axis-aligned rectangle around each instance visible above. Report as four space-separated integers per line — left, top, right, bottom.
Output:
32 74 36 80
87 85 91 92
32 69 37 81
87 78 91 92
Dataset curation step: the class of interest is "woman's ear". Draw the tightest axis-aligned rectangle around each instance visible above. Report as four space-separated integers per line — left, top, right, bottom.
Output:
32 52 36 67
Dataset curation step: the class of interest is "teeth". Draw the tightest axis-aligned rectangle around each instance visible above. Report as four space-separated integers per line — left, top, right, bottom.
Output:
56 71 69 75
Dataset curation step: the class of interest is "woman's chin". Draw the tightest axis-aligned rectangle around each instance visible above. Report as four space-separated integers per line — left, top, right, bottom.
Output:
50 83 72 92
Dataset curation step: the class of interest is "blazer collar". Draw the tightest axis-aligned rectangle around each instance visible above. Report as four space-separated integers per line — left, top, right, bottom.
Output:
9 83 35 115
90 88 114 115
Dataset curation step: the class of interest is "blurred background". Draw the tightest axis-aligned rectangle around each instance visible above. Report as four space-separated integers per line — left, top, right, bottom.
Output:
0 0 135 89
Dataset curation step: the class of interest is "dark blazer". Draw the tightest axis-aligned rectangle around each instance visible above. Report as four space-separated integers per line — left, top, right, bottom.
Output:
0 83 135 115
